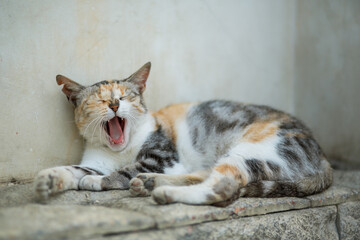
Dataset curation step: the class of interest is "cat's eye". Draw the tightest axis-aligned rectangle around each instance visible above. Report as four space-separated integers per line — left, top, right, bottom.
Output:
98 100 107 103
119 96 125 101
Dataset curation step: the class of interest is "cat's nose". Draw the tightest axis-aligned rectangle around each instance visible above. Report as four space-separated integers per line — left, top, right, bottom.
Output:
109 102 119 112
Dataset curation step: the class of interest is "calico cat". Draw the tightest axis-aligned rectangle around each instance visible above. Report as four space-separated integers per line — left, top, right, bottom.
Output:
34 62 332 206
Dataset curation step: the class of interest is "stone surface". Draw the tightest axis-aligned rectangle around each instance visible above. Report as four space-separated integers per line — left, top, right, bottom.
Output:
306 186 360 208
0 183 35 207
333 170 360 190
338 201 360 240
0 183 131 207
98 194 310 229
0 204 155 240
228 196 310 217
100 206 338 240
0 170 359 239
101 197 230 228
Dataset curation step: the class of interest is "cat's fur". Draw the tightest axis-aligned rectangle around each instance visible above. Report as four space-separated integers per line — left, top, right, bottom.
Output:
34 62 332 206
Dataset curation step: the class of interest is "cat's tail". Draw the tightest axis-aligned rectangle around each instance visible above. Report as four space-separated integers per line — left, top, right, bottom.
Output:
214 159 333 207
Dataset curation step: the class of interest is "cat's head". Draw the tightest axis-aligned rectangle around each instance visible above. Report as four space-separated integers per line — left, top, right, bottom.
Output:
56 62 151 151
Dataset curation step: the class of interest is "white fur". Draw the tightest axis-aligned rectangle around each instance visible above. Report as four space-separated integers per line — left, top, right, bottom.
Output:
80 146 124 175
79 175 103 190
230 135 295 179
152 171 233 204
164 162 188 175
153 185 214 204
175 117 208 172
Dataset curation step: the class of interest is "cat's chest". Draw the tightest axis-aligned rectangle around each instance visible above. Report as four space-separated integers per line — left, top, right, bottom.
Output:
81 139 147 173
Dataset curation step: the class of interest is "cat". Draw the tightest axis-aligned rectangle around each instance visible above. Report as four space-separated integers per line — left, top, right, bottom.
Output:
34 62 332 206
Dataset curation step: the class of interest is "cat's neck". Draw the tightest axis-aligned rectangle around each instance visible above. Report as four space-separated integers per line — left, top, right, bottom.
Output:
126 112 156 153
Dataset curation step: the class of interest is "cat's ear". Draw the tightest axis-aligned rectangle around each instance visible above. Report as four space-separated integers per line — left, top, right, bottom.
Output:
56 75 85 107
127 62 151 94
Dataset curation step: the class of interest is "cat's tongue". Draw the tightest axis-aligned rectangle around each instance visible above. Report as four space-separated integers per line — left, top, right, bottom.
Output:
108 117 124 144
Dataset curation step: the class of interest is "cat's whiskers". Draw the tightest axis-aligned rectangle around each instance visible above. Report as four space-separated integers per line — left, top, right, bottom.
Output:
89 113 107 144
81 116 103 146
123 111 138 127
83 113 106 141
94 116 106 142
99 121 106 145
82 116 102 138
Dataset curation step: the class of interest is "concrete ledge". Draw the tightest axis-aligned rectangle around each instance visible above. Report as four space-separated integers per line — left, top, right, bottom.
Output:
0 170 359 239
0 205 155 240
109 206 338 240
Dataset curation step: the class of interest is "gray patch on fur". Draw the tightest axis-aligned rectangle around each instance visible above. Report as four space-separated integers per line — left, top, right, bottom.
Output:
186 100 286 164
187 101 256 160
136 126 179 172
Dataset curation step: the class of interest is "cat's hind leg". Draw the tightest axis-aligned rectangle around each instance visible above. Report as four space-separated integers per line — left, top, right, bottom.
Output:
34 165 103 200
129 170 211 197
151 157 249 205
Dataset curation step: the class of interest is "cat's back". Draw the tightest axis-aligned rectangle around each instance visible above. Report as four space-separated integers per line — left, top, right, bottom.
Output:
153 99 312 146
186 100 314 140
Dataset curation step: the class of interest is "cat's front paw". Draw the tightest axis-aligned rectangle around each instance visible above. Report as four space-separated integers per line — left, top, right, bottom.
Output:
34 169 65 200
129 173 157 197
129 178 151 197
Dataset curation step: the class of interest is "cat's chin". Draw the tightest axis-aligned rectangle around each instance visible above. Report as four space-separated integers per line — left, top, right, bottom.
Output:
107 141 128 151
105 132 130 151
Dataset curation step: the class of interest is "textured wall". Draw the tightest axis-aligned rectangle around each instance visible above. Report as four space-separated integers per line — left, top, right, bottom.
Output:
3 1 358 182
294 1 360 165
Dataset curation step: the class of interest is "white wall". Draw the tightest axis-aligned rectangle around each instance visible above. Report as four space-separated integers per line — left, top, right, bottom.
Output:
3 1 358 182
294 1 360 165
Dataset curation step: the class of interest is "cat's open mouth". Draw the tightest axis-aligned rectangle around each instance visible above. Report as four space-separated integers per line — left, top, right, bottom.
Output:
105 117 126 145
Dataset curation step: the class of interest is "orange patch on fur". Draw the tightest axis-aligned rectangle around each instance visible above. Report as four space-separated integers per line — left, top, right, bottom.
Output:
135 104 145 113
153 103 193 143
115 84 128 95
98 85 112 99
215 164 246 184
184 175 206 185
98 83 128 98
242 122 278 143
100 84 113 92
